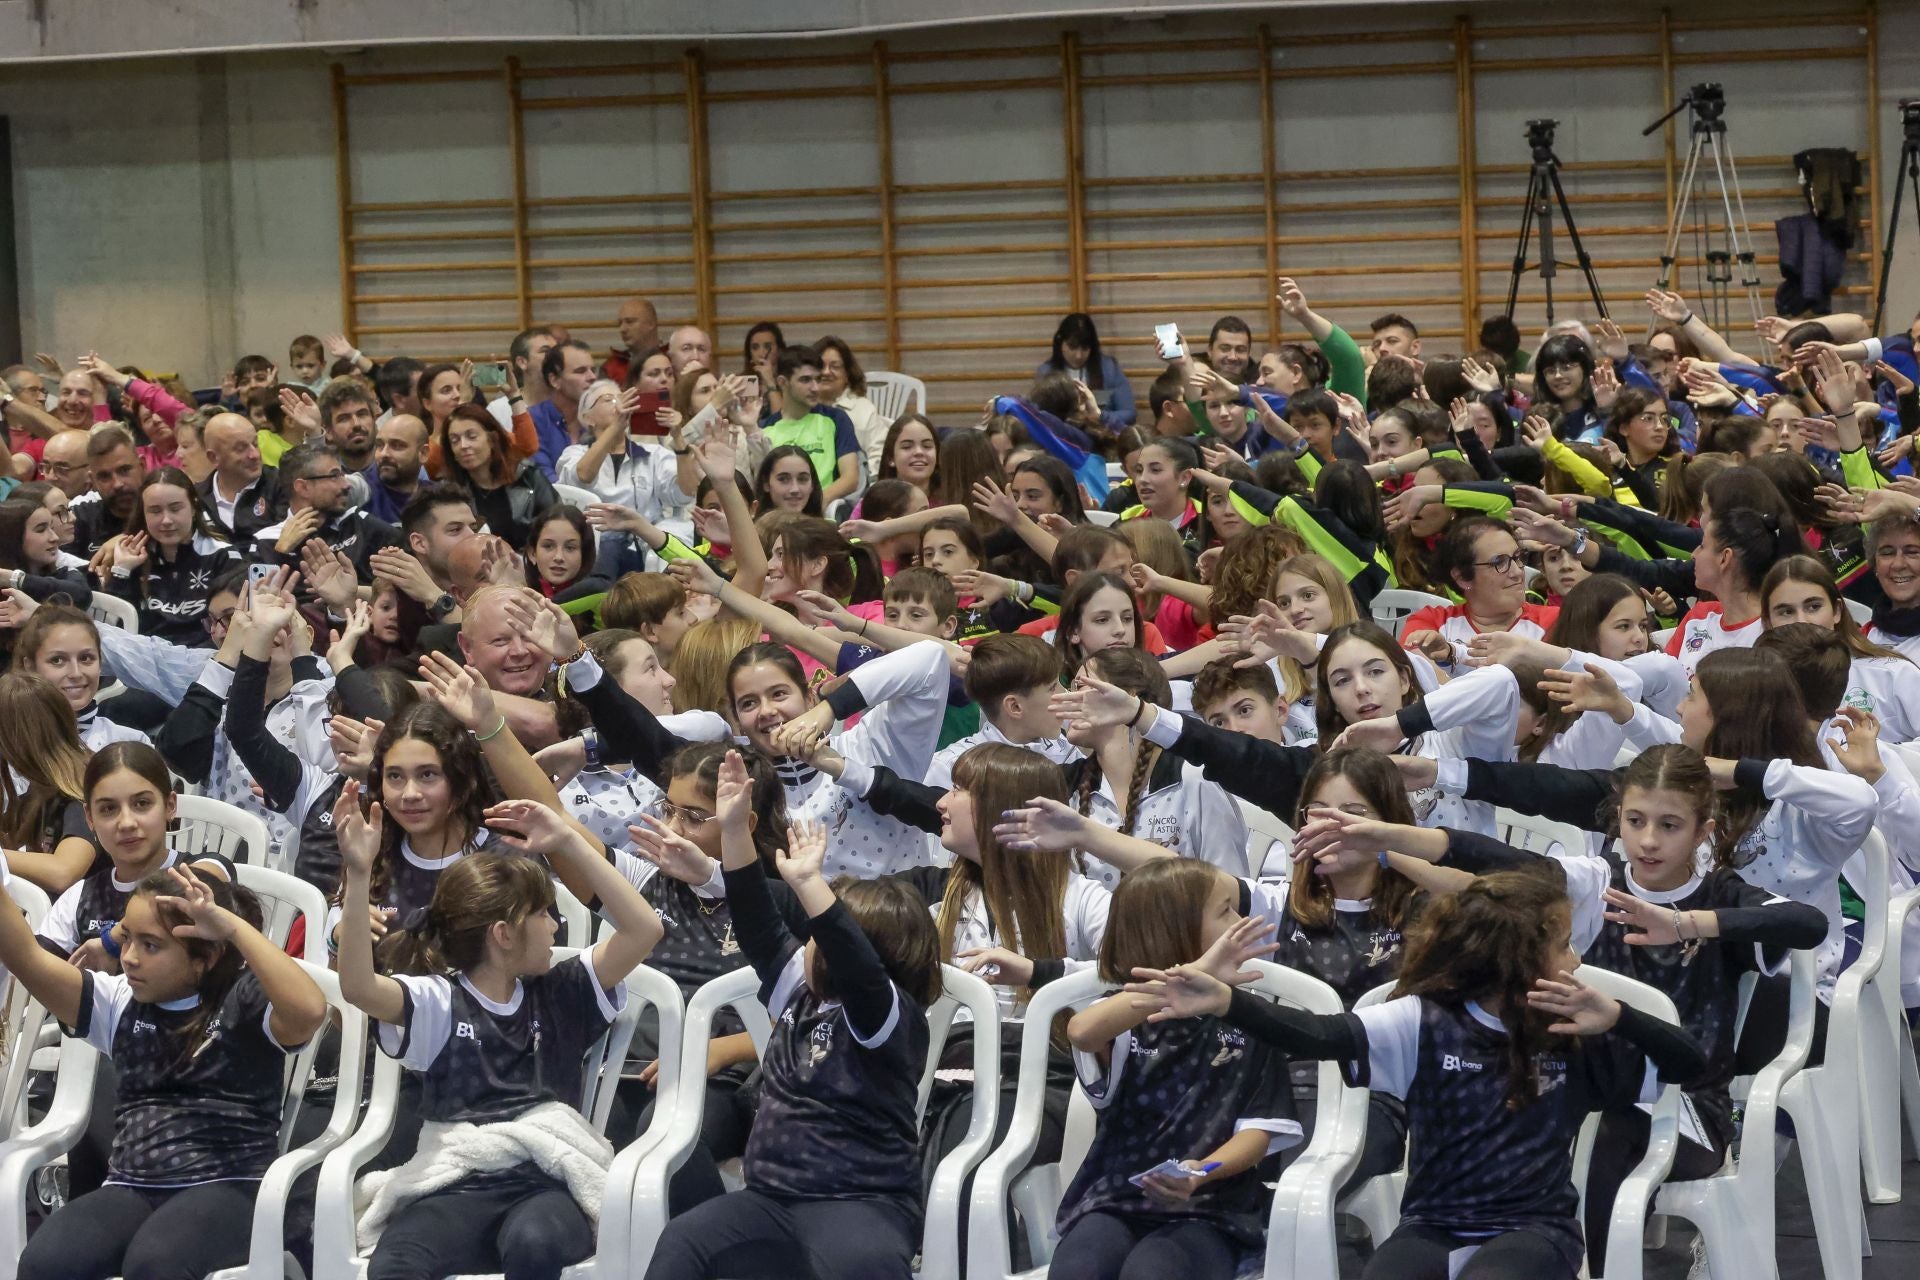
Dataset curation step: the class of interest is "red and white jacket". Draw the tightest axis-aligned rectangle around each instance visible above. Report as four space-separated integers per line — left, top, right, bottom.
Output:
1399 601 1560 669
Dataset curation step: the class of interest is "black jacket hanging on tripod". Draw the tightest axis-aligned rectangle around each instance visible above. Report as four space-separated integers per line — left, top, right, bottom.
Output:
1776 149 1861 314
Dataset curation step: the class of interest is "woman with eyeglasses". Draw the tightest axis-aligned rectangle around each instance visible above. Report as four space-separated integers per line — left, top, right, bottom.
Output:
1398 517 1559 673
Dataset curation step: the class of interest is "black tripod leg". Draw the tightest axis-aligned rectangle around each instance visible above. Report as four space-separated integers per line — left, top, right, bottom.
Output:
1546 164 1608 321
1505 168 1542 318
1874 145 1916 335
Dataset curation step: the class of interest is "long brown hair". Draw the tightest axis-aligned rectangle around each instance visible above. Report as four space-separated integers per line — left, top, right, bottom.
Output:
935 746 1071 968
0 673 90 849
1097 859 1228 983
821 876 943 1006
1693 647 1820 867
440 403 517 488
379 851 556 976
1071 647 1170 849
1313 622 1417 745
1761 555 1907 663
131 869 260 1061
1393 868 1572 1110
362 703 501 903
1274 553 1363 629
1289 748 1421 932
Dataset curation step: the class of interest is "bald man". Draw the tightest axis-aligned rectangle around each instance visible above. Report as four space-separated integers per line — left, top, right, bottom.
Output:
54 369 100 430
196 411 286 543
40 429 92 500
602 296 661 385
667 325 712 376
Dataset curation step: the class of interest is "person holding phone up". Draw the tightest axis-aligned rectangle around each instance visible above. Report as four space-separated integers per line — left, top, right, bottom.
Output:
556 378 696 525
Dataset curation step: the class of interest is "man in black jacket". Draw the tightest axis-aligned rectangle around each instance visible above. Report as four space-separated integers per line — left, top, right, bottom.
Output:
197 412 285 545
251 439 400 583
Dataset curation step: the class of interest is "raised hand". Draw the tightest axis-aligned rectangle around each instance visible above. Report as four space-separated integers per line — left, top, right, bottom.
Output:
992 796 1097 854
584 502 649 536
1591 360 1621 412
110 531 151 573
1049 672 1144 733
153 867 238 942
1275 276 1311 321
301 539 360 614
1754 314 1789 348
482 798 576 857
329 715 383 781
971 477 1021 526
1645 288 1689 325
769 703 835 760
1460 357 1502 395
1601 887 1692 946
1525 969 1621 1036
501 588 580 663
1539 663 1632 723
332 780 384 881
694 432 737 484
419 651 500 733
1330 713 1410 754
774 817 828 888
715 750 753 829
1518 413 1554 450
323 333 355 360
279 386 321 435
248 567 304 636
667 555 727 599
629 813 719 885
78 352 131 388
1592 318 1629 362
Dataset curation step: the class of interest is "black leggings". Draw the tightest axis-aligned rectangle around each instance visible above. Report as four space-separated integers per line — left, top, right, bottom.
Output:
366 1180 593 1280
1365 1223 1570 1279
1047 1211 1242 1280
1582 1105 1724 1266
19 1180 258 1280
644 1187 919 1280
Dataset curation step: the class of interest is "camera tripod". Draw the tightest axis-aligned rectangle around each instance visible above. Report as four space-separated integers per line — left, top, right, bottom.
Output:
1645 83 1763 333
1871 100 1920 334
1503 118 1610 324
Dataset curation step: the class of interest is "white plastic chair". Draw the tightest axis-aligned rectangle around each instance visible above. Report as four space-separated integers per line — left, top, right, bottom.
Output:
1369 589 1449 640
1861 874 1920 1202
0 881 53 1137
630 963 1000 1280
84 593 139 634
864 372 927 423
969 962 1360 1280
1651 626 1677 650
1492 807 1588 862
1845 598 1874 627
553 483 600 512
233 863 329 964
554 883 593 951
1652 951 1817 1280
170 794 274 868
1084 509 1119 527
0 961 369 1280
1235 796 1295 879
1566 964 1689 1280
1338 982 1406 1247
311 951 671 1280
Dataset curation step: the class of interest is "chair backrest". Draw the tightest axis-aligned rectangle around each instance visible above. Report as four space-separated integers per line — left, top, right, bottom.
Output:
234 863 328 964
1492 807 1589 861
863 371 926 422
1369 589 1449 640
553 482 600 511
554 883 593 952
280 960 369 1150
919 967 1002 1280
1652 626 1677 650
1845 598 1874 627
85 592 139 634
169 794 273 867
549 946 655 1129
1085 508 1120 527
0 879 53 1136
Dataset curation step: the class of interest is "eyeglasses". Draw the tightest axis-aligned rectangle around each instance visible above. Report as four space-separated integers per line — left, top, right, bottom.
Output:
205 609 236 631
656 799 716 829
1474 553 1524 576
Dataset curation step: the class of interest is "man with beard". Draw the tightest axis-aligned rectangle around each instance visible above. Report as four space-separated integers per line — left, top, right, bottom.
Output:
251 439 399 582
196 412 286 545
316 377 378 475
362 413 430 524
67 426 147 558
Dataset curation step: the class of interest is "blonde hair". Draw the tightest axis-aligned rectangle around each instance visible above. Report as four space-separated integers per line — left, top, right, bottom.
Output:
1119 517 1189 618
671 614 761 713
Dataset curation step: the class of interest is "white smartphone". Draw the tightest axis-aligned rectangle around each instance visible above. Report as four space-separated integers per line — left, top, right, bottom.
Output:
1154 323 1185 361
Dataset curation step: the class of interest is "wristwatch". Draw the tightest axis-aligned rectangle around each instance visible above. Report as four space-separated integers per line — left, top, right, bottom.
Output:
1569 528 1590 558
582 726 602 769
426 592 456 621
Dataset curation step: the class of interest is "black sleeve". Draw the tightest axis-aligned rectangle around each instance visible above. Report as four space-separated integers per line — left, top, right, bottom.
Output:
151 677 229 785
1224 986 1364 1060
571 667 689 786
1460 758 1619 831
1592 541 1697 598
823 680 870 722
555 572 615 606
720 859 801 990
1453 423 1503 481
1578 498 1700 555
855 765 946 836
1897 389 1919 434
18 571 92 607
1441 828 1544 874
333 663 395 721
1158 713 1317 817
805 896 903 1041
1707 873 1829 955
1611 1002 1710 1086
1728 758 1771 802
223 656 303 813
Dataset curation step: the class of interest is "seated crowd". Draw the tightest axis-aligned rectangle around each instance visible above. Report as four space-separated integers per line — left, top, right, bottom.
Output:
0 278 1917 1280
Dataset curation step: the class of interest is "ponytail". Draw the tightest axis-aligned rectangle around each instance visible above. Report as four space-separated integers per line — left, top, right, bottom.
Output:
377 853 556 977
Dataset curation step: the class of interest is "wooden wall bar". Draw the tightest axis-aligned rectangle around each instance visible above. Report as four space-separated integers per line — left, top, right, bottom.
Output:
333 5 1877 415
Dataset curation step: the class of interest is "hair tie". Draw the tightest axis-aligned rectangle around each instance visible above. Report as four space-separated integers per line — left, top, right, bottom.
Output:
1760 513 1778 533
401 906 432 937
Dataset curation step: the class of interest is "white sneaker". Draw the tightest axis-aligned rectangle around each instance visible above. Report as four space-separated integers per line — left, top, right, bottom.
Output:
1687 1233 1712 1280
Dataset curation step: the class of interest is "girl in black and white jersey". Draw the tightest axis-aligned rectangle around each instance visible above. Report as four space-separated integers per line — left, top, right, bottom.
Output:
646 751 943 1280
0 670 103 894
334 778 664 1280
0 862 327 1280
1050 858 1296 1280
1130 872 1708 1280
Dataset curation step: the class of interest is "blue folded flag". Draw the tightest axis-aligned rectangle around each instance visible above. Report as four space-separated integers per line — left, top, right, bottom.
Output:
992 396 1109 502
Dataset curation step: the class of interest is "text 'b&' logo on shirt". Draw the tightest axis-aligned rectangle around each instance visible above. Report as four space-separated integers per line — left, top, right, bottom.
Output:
1441 1053 1485 1072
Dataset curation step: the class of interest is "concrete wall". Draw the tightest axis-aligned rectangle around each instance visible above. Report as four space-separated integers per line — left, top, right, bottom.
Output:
4 0 1918 387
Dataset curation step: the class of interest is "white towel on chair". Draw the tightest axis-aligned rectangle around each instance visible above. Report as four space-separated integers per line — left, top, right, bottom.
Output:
354 1100 613 1248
